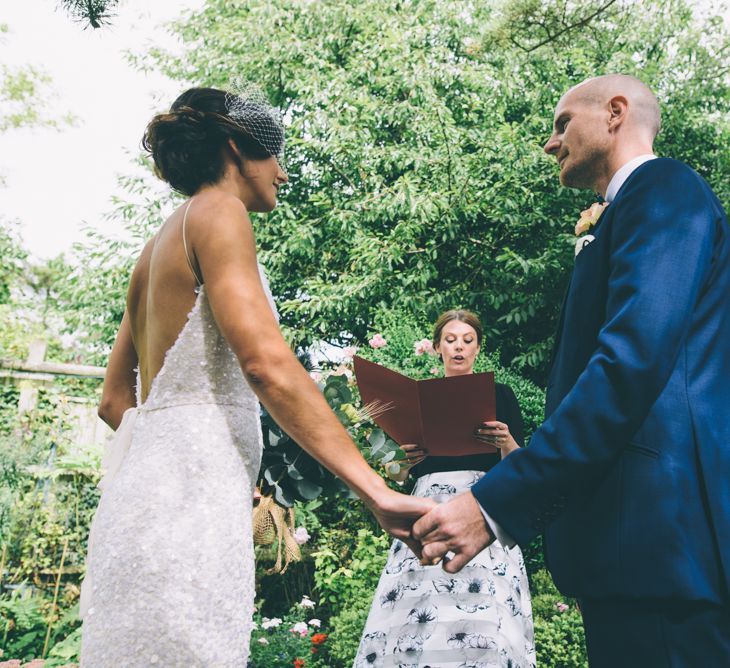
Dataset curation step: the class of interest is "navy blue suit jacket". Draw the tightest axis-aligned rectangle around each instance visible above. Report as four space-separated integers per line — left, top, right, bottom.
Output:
472 158 730 603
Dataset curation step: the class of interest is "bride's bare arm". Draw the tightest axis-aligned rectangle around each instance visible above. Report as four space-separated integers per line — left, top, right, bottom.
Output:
189 193 433 543
99 311 138 430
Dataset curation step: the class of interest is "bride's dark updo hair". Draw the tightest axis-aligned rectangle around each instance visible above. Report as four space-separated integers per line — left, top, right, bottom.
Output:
142 87 283 197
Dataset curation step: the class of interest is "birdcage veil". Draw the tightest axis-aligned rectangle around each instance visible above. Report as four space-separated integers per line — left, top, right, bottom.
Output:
224 79 285 166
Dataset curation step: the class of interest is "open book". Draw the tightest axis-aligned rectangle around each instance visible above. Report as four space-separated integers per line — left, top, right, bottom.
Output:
353 355 497 456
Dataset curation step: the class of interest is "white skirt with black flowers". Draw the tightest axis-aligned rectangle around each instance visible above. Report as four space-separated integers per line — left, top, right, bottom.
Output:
353 470 536 668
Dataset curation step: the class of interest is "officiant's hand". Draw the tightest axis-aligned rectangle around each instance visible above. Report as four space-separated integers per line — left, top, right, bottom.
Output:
401 443 427 467
412 491 494 572
370 487 436 558
475 421 519 459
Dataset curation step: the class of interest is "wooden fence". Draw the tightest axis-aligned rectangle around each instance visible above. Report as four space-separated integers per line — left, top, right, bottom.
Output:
0 339 110 446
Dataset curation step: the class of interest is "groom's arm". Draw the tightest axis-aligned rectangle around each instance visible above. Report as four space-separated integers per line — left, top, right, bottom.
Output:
416 160 719 557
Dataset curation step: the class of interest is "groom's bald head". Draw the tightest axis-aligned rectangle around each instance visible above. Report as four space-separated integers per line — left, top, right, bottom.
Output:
567 74 661 141
544 74 660 193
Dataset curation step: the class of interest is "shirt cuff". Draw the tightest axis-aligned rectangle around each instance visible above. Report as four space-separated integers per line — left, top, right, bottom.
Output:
478 503 516 549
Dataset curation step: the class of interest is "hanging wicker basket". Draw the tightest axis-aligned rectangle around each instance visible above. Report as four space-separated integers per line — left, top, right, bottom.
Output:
252 493 302 574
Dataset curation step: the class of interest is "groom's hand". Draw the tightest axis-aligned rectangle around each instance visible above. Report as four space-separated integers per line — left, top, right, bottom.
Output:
412 492 494 573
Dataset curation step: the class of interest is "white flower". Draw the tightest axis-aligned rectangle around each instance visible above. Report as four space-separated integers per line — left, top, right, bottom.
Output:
343 346 358 360
299 594 316 608
293 526 311 545
251 621 258 630
308 618 321 628
258 637 269 645
261 617 283 629
309 370 322 383
290 621 309 636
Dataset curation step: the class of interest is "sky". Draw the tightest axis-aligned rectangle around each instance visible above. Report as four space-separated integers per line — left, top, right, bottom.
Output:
0 0 205 261
0 0 726 262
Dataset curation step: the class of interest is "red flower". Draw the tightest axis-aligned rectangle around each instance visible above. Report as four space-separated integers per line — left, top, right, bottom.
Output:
294 659 305 668
311 633 328 645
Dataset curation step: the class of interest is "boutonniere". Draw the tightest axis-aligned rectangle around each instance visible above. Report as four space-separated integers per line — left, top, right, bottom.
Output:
574 202 608 257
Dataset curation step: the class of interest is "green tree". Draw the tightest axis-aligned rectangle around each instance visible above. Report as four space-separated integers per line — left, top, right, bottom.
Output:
131 0 729 383
0 24 74 134
58 0 119 29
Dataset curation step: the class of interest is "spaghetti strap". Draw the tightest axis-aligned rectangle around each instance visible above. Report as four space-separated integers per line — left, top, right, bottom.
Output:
182 199 204 292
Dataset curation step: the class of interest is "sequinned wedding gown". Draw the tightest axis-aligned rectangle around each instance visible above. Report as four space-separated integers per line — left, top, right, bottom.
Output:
80 266 277 667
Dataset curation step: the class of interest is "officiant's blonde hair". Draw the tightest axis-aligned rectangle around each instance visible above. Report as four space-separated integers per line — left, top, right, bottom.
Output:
432 309 483 347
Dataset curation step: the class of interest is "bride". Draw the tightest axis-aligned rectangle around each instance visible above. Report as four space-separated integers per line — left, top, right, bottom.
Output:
79 85 433 667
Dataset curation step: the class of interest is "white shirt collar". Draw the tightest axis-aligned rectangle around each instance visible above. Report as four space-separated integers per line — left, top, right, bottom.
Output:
604 154 656 203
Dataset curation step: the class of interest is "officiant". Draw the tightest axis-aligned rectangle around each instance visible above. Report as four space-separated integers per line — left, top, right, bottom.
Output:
352 309 536 668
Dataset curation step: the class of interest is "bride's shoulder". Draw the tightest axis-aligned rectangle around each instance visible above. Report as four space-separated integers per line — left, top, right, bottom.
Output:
189 191 250 225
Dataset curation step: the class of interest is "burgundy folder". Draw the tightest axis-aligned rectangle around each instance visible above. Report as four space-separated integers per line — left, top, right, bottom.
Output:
353 356 497 455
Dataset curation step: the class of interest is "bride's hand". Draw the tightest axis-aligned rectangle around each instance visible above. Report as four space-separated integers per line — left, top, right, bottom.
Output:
369 487 436 558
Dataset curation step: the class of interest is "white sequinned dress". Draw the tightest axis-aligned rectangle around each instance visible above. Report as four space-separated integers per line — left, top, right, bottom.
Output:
353 471 536 668
80 266 276 667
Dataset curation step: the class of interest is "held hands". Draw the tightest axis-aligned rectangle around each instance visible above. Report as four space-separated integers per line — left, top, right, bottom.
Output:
475 421 519 458
370 486 437 558
412 491 495 573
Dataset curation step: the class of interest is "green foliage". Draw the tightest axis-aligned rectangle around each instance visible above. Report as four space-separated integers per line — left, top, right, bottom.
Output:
310 527 388 665
45 623 82 666
0 587 47 661
137 0 730 383
529 569 588 667
0 221 28 305
259 374 354 507
0 24 75 134
323 598 371 667
534 612 588 668
58 0 119 29
0 387 98 664
312 528 388 615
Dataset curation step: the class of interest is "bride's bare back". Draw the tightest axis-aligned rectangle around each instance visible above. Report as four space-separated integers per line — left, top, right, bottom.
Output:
127 202 202 403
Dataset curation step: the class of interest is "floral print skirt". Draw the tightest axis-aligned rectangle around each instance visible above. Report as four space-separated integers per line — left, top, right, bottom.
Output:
353 471 536 668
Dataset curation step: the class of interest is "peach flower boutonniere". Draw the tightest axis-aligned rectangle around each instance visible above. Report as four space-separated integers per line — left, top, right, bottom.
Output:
574 202 608 257
575 201 608 236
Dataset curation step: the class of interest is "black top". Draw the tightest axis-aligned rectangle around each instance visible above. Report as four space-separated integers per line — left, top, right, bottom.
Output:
411 382 524 478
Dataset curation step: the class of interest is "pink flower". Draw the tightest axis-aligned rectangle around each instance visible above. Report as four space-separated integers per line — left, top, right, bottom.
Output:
430 367 440 376
293 527 311 545
342 346 358 360
331 364 352 378
309 370 322 383
368 333 387 349
556 602 570 613
413 338 434 356
290 621 309 636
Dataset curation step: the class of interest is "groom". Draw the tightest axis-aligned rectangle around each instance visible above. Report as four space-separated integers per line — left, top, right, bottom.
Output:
413 74 730 666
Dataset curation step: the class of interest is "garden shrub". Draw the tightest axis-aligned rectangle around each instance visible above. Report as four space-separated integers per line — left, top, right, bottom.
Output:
530 569 587 667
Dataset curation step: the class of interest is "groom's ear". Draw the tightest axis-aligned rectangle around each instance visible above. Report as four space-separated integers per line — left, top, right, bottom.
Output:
607 95 629 133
